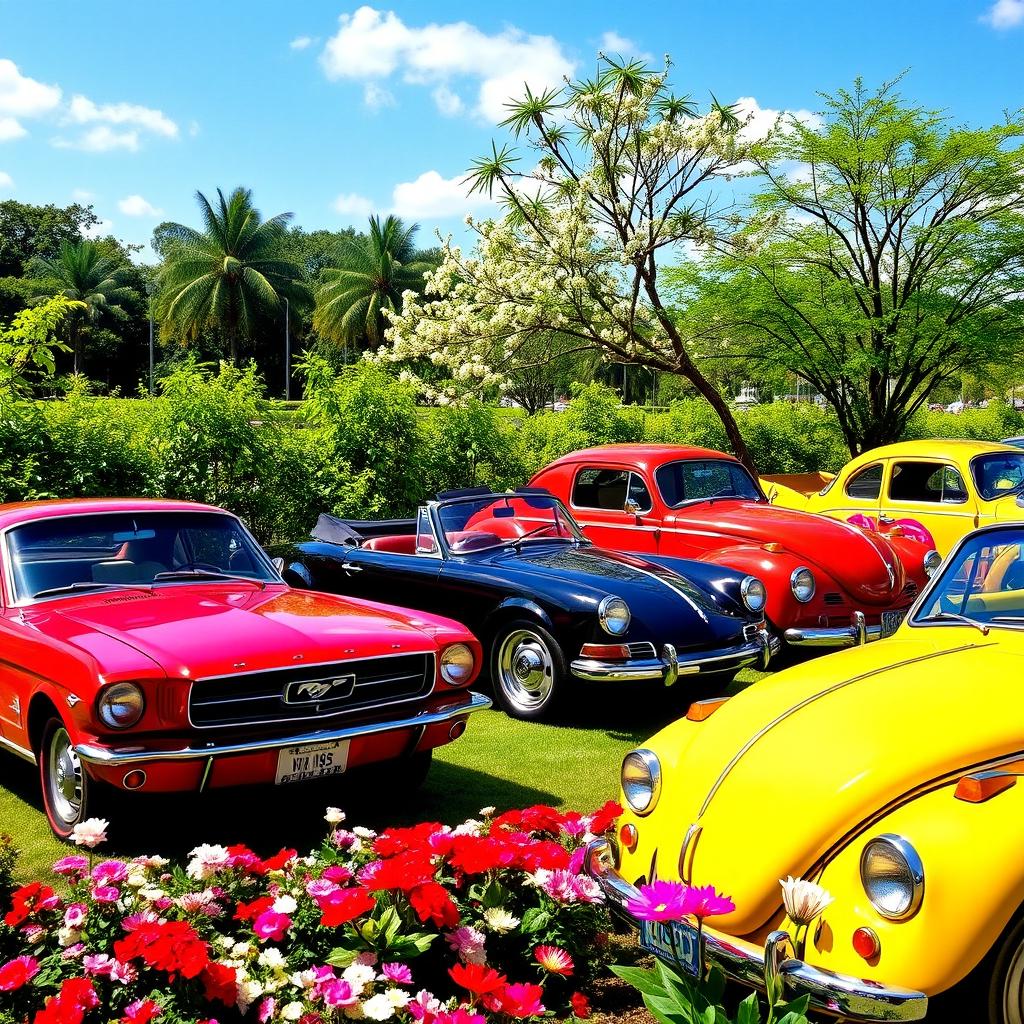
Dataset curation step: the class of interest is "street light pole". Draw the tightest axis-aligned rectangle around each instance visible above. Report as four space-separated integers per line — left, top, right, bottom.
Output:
284 296 291 401
145 281 156 396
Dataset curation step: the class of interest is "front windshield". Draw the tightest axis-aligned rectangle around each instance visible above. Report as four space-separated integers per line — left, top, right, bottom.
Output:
655 459 763 508
971 453 1024 500
7 511 277 602
913 527 1024 629
436 494 582 554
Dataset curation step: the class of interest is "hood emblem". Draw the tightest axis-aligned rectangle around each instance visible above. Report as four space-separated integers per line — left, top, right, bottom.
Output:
886 562 896 589
284 675 356 705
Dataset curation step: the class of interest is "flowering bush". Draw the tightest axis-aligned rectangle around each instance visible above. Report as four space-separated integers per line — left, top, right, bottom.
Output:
0 803 620 1024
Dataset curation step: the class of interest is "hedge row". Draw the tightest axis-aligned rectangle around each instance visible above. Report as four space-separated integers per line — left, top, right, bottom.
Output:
2 362 1021 543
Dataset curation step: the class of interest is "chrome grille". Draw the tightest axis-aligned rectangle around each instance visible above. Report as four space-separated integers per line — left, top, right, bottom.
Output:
625 642 657 659
188 653 434 729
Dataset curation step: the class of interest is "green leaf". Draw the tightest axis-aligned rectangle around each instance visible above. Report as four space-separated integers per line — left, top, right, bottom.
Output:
325 945 360 968
610 965 670 997
735 993 761 1024
642 993 695 1024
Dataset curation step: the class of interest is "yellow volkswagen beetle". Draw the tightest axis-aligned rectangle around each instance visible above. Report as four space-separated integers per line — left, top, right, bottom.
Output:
763 439 1024 554
587 521 1024 1022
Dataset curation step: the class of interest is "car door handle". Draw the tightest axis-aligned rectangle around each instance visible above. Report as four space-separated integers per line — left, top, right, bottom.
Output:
341 562 363 574
878 514 894 524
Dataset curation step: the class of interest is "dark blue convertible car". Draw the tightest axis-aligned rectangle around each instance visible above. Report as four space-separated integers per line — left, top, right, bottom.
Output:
275 489 777 719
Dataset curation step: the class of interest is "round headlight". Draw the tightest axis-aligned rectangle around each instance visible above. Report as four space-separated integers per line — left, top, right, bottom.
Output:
860 834 924 920
599 596 631 636
790 566 816 603
621 748 661 816
440 643 475 685
923 549 942 578
97 682 145 729
740 575 767 613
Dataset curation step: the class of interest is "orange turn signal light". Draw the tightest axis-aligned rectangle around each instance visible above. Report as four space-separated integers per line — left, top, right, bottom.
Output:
579 643 631 660
619 823 638 851
955 771 1017 803
763 542 783 552
686 697 730 722
852 927 880 961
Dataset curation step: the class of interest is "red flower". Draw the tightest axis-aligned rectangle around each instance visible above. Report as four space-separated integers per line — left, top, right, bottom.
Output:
234 896 274 923
318 887 376 927
201 962 239 1006
533 945 574 976
0 955 40 991
33 977 99 1024
589 800 623 835
114 920 210 979
447 836 515 875
491 805 565 835
491 982 545 1019
373 822 445 858
570 992 591 1019
226 844 266 874
448 962 507 997
409 881 460 929
5 882 58 926
513 840 570 873
359 851 436 892
261 848 297 872
122 999 161 1024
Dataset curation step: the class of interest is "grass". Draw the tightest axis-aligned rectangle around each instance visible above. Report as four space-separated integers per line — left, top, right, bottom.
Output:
0 669 767 883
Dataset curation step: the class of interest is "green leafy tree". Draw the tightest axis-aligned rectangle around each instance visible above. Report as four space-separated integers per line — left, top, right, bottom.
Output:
28 240 134 375
314 214 433 351
0 200 100 278
155 187 307 364
0 295 77 401
688 77 1024 455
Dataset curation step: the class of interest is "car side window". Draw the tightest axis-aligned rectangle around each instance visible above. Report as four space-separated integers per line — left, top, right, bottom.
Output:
572 468 651 513
845 464 883 500
889 461 967 504
415 507 438 555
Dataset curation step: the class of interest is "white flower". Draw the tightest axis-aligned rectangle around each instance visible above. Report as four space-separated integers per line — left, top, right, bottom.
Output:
125 872 147 889
231 941 252 958
780 876 834 927
289 969 317 991
259 948 287 971
343 962 376 995
138 887 166 902
273 894 298 915
352 826 377 839
57 926 81 947
482 907 520 933
362 994 396 1021
187 843 230 880
478 806 496 818
237 978 264 1014
282 1003 304 1021
70 818 108 849
386 990 411 1009
325 807 346 825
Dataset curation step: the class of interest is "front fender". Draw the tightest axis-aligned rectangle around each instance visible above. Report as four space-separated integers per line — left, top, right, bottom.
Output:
482 597 556 635
810 779 1024 996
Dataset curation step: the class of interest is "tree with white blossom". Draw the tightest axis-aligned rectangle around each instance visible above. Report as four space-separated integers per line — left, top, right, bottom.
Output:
378 56 761 469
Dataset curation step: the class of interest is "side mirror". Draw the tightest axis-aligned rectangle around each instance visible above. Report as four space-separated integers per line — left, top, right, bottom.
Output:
271 556 285 573
624 498 642 516
1017 492 1024 509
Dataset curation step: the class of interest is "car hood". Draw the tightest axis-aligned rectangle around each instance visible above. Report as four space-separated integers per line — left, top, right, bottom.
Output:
477 542 750 647
648 631 1024 933
668 500 906 603
38 584 439 678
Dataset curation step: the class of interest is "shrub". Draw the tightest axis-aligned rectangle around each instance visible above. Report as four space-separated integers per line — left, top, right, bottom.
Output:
0 834 16 915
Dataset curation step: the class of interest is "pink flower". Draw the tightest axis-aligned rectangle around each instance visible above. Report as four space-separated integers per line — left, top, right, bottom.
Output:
92 885 121 903
682 884 735 922
53 856 89 876
64 903 88 929
322 865 353 884
122 998 161 1024
381 962 413 985
84 954 115 976
0 955 39 991
447 926 487 965
568 847 586 875
258 997 276 1022
534 945 574 976
122 911 159 932
626 881 691 922
253 909 291 942
92 860 129 884
306 879 337 899
320 978 357 1009
62 944 86 961
111 959 138 984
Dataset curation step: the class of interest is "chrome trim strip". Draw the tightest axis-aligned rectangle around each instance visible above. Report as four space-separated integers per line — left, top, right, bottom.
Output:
73 692 492 766
678 823 701 884
785 611 883 647
585 840 927 1023
0 734 36 764
570 636 769 683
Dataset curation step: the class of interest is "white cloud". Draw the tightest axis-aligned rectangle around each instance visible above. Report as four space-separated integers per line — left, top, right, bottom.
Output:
599 31 653 62
319 6 576 121
332 192 376 221
67 94 178 138
733 96 822 142
981 0 1024 27
0 170 13 190
290 35 317 50
363 82 395 110
0 116 26 141
83 218 113 239
432 84 464 117
118 194 163 217
390 170 493 219
0 59 61 116
53 125 140 152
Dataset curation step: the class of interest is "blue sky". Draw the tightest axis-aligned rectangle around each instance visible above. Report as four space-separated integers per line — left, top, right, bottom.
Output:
0 0 1021 262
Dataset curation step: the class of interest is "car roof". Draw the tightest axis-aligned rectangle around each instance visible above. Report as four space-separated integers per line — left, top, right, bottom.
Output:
845 439 1019 466
0 497 228 531
540 444 737 474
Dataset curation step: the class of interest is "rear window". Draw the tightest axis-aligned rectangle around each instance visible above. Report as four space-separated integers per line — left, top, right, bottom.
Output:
846 464 883 500
654 460 761 508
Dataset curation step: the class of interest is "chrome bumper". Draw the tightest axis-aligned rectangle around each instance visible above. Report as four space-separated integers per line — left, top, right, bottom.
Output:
570 630 777 686
785 610 886 648
73 692 492 766
586 840 926 1022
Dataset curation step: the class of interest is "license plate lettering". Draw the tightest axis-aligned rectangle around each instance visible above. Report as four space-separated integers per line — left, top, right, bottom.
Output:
639 919 700 977
881 609 906 638
275 740 349 785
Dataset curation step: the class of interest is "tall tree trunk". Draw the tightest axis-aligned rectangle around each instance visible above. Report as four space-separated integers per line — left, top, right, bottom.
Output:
71 322 81 376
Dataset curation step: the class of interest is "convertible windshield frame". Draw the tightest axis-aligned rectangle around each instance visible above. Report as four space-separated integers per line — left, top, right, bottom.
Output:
430 492 587 557
654 458 766 510
969 452 1024 501
908 523 1024 633
3 509 282 607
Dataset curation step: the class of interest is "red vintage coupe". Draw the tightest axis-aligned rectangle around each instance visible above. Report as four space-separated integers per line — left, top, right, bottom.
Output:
0 498 489 839
530 445 942 651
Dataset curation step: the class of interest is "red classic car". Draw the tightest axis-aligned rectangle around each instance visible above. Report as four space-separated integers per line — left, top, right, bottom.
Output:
529 445 942 651
0 498 489 839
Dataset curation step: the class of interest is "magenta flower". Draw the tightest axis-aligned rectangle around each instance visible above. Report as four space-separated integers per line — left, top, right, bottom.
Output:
253 909 291 942
52 856 89 876
381 962 413 985
682 885 735 922
92 885 121 903
92 860 128 884
64 903 88 929
258 997 276 1023
322 864 353 884
320 977 357 1009
625 881 691 922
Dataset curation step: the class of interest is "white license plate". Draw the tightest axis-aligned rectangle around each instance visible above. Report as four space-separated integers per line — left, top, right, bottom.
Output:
638 919 701 977
881 609 906 638
275 740 349 785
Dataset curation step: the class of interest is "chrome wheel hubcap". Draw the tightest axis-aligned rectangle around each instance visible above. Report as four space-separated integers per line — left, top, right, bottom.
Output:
48 727 83 825
497 629 554 712
1003 940 1024 1023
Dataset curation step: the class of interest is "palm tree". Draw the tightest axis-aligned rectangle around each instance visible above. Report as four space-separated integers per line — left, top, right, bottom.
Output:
29 240 134 375
156 187 305 363
314 215 433 351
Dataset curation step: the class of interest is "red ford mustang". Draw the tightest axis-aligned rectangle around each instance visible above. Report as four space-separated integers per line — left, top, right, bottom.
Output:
530 445 942 651
0 499 488 839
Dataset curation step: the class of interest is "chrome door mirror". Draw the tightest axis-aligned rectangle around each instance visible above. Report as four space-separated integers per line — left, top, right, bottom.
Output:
624 498 642 515
271 556 285 573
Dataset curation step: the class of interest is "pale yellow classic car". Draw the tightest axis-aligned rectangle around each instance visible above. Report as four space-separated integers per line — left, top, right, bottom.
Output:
588 521 1024 1021
763 439 1024 554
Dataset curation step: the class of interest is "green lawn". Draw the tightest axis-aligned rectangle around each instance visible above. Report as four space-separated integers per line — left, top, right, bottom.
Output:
1 669 767 882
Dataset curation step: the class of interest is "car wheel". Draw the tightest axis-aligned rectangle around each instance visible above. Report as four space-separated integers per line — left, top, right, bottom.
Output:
38 717 113 840
491 619 566 720
988 914 1024 1023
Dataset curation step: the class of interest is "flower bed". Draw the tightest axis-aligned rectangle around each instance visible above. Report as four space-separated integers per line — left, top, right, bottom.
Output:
0 803 621 1024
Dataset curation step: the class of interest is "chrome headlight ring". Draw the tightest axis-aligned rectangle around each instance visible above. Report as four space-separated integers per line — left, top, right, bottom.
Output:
97 682 145 730
923 549 942 578
740 575 767 614
440 643 475 685
790 566 816 603
860 833 924 921
598 596 631 636
621 748 661 816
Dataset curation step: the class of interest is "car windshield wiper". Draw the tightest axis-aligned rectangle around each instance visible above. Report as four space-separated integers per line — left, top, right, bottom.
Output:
153 569 266 588
32 581 154 599
918 611 990 635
